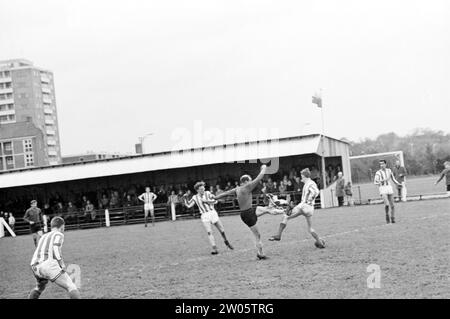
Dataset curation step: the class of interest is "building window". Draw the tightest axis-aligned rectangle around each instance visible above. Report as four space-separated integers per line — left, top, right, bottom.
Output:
6 156 14 166
25 153 34 167
24 139 33 152
3 142 12 152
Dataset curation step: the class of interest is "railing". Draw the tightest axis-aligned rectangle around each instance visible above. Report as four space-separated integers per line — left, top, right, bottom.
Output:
5 191 321 236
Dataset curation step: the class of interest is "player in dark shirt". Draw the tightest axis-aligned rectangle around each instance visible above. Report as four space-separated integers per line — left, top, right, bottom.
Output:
435 161 450 193
213 165 285 260
23 200 43 247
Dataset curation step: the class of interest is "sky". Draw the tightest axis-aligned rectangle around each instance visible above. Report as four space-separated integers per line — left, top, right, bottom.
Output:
1 0 449 156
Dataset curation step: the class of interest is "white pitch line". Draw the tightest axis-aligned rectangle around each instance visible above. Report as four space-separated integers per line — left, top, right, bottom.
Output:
145 212 450 271
3 213 449 299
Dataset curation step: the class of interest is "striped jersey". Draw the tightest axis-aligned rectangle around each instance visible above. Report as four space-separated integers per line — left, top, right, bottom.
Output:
301 179 319 206
139 192 156 204
191 191 215 214
30 230 64 266
374 168 394 187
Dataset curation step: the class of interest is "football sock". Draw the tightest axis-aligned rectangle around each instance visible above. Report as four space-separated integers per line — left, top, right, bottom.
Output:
28 288 41 299
277 223 287 238
69 289 81 299
207 232 216 247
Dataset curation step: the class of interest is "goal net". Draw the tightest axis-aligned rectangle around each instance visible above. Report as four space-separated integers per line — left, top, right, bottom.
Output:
350 151 404 184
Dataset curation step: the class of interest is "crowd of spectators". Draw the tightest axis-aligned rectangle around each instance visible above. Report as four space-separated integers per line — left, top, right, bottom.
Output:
1 163 344 226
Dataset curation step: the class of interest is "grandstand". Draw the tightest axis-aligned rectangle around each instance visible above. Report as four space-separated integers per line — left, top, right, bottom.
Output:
0 134 351 236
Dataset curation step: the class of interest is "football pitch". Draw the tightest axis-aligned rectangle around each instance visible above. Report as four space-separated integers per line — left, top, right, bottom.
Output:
1 198 449 299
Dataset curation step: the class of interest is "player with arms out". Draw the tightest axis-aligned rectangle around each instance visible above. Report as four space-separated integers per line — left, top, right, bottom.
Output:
138 186 158 227
28 216 81 299
23 200 43 247
268 168 326 248
435 161 450 194
374 159 401 223
213 165 286 260
184 181 234 255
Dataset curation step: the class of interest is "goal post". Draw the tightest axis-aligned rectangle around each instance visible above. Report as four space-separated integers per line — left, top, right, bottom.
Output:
0 217 16 238
350 151 404 184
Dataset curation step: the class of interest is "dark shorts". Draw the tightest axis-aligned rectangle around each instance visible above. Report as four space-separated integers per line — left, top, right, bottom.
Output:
30 223 42 234
447 185 450 192
240 207 257 228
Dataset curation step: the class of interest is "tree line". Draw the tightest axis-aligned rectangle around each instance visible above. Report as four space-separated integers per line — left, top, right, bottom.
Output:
344 128 450 183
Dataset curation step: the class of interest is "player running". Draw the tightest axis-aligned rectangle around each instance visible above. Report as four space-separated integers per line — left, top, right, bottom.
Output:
184 181 234 255
374 159 401 223
28 216 81 299
213 165 286 260
138 187 158 227
268 168 326 248
435 161 450 194
23 200 43 247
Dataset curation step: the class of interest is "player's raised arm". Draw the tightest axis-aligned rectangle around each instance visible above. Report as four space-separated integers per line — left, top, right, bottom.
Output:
247 164 268 191
214 188 236 200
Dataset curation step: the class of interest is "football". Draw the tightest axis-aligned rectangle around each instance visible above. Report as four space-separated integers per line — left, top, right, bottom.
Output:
315 239 326 249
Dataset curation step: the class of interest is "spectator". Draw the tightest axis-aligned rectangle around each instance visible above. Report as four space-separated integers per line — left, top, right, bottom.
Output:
266 178 275 193
292 176 304 202
123 194 136 219
8 212 15 233
167 190 179 216
278 181 287 198
54 202 64 218
66 202 77 224
84 200 96 221
344 182 354 206
43 203 53 218
156 186 168 204
335 172 345 207
99 194 110 210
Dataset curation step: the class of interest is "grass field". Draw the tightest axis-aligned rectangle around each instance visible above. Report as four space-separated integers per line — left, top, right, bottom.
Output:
353 175 447 202
1 198 449 299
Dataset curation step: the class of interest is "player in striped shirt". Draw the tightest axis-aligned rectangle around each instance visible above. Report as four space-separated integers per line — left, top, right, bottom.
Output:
374 160 401 223
138 187 158 227
28 216 81 299
184 181 234 255
269 168 325 249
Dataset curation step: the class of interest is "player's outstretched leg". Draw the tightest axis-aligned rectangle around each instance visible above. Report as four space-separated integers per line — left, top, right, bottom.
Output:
306 216 325 249
249 225 267 260
214 220 233 250
54 272 81 299
256 206 285 217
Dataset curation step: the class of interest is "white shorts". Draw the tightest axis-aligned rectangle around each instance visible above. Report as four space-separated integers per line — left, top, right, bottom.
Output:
201 210 220 225
379 185 394 196
297 203 314 217
144 203 154 211
32 259 63 282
